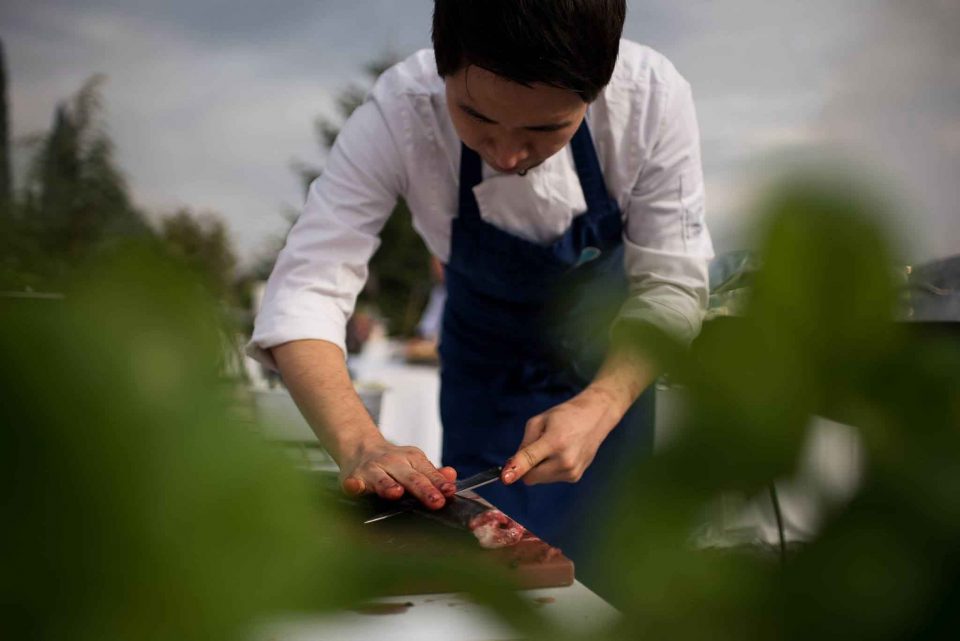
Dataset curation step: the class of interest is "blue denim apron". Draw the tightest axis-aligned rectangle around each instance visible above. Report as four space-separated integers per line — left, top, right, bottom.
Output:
439 119 655 567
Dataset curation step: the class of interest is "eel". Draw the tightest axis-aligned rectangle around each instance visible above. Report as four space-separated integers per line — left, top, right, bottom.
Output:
415 495 526 548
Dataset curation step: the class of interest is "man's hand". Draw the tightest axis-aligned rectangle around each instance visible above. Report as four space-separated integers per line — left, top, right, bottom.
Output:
500 386 625 485
269 340 458 510
340 438 458 509
500 342 657 486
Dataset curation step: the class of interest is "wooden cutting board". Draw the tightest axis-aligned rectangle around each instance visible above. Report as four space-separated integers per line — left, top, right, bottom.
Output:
325 480 575 595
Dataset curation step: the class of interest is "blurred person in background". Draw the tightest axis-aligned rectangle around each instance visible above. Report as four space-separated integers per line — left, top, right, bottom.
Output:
248 0 712 568
404 255 446 364
345 306 377 355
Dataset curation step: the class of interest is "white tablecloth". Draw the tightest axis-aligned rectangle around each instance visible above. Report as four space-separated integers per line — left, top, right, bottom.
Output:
253 581 619 641
347 338 443 465
251 337 444 466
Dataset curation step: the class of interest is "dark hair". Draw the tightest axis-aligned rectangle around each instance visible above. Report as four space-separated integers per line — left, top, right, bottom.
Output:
432 0 626 103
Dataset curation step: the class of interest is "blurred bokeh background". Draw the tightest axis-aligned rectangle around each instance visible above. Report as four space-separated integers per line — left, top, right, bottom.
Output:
3 0 958 280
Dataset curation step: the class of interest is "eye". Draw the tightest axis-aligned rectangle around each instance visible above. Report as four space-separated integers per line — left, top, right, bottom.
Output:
525 124 568 134
466 111 494 125
459 105 495 125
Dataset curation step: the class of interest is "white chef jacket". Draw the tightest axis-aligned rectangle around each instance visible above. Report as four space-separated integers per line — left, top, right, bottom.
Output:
248 39 713 369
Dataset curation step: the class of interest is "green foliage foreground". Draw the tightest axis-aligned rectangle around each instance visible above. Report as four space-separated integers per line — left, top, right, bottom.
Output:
600 177 960 641
2 174 958 640
0 245 539 640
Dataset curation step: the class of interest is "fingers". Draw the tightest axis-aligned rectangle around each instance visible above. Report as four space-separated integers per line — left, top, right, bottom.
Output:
439 466 458 482
378 448 451 508
524 459 578 485
341 445 454 508
395 467 447 509
405 449 457 497
343 468 404 500
367 466 406 499
502 416 548 484
502 440 550 485
504 451 588 486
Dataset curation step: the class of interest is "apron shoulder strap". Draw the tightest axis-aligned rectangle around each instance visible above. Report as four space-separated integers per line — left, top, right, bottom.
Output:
569 118 611 208
457 144 484 223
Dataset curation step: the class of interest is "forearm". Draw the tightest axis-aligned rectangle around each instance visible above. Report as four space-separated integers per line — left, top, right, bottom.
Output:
584 342 658 419
271 339 383 466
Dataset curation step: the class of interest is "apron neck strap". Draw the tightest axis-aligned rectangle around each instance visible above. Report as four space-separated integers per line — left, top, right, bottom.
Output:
568 117 610 208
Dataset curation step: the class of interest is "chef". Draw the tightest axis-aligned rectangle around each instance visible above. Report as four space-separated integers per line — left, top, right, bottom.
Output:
249 0 712 567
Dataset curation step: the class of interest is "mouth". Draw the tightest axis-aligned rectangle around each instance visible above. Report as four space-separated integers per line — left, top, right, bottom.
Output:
488 162 522 174
485 159 532 175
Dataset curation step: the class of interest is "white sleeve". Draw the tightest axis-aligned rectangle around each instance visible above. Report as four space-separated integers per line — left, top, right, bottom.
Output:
247 98 405 370
617 77 714 345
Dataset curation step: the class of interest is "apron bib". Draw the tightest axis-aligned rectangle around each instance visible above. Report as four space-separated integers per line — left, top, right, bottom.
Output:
439 119 655 569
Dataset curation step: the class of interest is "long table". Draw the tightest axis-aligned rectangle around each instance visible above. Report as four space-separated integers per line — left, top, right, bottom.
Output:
253 581 619 641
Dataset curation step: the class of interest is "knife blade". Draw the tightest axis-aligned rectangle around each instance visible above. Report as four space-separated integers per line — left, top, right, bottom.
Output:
363 466 502 525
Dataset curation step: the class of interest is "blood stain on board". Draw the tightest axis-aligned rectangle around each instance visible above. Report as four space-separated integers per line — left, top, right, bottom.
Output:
533 596 556 607
349 601 414 615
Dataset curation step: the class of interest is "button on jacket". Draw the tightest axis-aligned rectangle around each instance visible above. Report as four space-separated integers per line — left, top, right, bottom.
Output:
248 39 714 368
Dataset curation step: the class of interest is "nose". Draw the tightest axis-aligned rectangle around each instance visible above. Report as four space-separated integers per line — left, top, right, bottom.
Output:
489 139 529 171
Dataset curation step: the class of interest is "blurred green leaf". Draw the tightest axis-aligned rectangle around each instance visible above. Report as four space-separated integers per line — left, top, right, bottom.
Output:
594 171 960 640
2 245 356 640
1 243 540 640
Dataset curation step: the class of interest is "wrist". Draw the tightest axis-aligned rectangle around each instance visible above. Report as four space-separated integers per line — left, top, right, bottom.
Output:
582 381 634 423
589 346 657 417
330 425 384 468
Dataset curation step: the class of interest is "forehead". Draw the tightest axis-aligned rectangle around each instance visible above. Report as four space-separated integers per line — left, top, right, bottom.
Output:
448 65 585 124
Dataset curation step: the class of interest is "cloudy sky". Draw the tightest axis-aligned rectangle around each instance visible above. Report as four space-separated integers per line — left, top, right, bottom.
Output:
3 0 958 265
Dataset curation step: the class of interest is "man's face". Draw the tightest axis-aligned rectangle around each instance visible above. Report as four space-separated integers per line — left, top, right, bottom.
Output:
445 65 588 175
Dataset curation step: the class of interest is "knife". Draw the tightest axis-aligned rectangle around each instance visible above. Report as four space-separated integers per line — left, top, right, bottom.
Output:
363 466 502 525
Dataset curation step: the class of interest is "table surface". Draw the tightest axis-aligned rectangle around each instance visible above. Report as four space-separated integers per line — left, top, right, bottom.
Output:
347 338 444 464
254 581 620 641
250 336 444 465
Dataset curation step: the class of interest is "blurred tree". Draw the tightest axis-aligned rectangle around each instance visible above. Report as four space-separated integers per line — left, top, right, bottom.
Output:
284 56 432 337
1 73 155 291
0 44 56 290
0 39 11 207
23 75 150 263
0 38 35 290
158 208 238 302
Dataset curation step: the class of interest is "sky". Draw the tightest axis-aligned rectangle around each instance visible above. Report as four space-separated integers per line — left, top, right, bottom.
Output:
3 0 958 266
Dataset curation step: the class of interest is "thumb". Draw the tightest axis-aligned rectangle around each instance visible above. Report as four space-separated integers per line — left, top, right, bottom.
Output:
517 415 546 451
502 438 550 485
342 476 366 496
